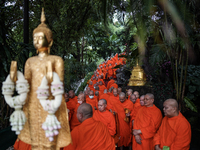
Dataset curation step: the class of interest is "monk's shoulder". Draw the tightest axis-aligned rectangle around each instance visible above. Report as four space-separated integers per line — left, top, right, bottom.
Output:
176 113 191 128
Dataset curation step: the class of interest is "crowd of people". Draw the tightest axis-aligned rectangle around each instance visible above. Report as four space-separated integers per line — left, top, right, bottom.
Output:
64 55 192 150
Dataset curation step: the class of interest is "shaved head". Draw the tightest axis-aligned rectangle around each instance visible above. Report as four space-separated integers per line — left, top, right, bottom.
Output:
117 88 122 94
69 90 75 98
77 103 93 122
104 89 108 93
99 99 107 105
163 99 179 118
145 93 154 99
133 91 139 98
130 94 136 104
113 88 118 97
119 92 126 103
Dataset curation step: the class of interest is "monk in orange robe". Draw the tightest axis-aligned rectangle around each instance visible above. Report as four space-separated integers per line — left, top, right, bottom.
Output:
117 87 122 95
99 89 110 104
88 81 95 92
64 103 115 150
107 64 114 79
107 88 119 110
112 92 131 148
154 99 191 150
99 81 107 93
110 81 118 89
70 93 86 131
107 77 115 89
133 91 140 105
127 89 133 100
93 99 116 136
65 93 76 121
69 90 78 104
86 90 98 109
132 93 162 150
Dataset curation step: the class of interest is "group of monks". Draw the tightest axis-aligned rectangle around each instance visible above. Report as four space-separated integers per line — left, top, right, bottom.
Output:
93 53 126 80
64 72 192 150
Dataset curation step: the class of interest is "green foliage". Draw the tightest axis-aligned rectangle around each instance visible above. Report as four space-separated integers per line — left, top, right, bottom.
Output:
75 72 94 95
184 97 198 112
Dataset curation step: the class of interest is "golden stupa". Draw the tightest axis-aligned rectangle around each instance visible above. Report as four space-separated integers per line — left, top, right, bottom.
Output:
128 59 146 86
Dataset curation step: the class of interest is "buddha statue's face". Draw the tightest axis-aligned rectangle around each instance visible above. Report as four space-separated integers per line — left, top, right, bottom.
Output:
33 32 49 50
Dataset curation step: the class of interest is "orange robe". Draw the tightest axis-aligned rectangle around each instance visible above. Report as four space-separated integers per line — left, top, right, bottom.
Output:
107 66 114 78
70 104 81 131
86 97 98 108
93 110 116 136
64 118 115 150
99 84 107 93
66 100 77 121
107 95 119 110
88 84 95 92
132 105 162 150
107 79 115 89
14 140 31 150
69 96 77 104
110 83 118 89
112 99 131 147
153 112 191 150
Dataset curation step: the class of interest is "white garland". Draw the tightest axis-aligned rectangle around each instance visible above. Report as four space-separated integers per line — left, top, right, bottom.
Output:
36 72 64 142
2 71 29 135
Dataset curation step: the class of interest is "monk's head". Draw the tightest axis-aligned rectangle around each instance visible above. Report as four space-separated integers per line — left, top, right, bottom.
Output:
98 99 107 112
127 89 133 96
95 91 99 97
84 90 89 96
92 77 95 80
64 93 69 102
109 76 113 80
144 93 154 107
119 92 126 103
117 88 122 95
79 91 83 94
77 103 93 123
89 81 93 85
86 87 90 91
130 94 136 104
69 90 75 98
77 93 86 104
95 86 99 91
89 91 94 99
163 99 179 118
99 81 103 85
104 89 108 94
140 95 145 106
113 88 118 97
133 91 139 99
108 88 113 93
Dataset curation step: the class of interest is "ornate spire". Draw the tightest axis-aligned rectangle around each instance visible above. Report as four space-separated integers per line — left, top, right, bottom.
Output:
41 7 46 24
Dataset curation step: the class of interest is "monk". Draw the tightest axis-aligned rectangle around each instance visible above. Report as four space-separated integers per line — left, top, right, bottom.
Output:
70 93 86 131
107 77 115 89
108 88 119 110
117 87 122 95
110 80 118 89
127 89 133 100
154 99 191 150
94 86 102 97
65 93 76 121
86 90 98 109
64 103 115 150
99 81 107 93
69 90 77 104
132 93 162 150
99 89 110 105
93 99 116 136
88 81 95 92
112 92 131 149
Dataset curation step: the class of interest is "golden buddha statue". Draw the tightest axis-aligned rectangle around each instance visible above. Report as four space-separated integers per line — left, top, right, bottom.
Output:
16 8 71 150
128 59 146 86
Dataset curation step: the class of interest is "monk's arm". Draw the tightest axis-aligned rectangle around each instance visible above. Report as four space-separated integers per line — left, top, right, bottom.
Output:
153 127 161 149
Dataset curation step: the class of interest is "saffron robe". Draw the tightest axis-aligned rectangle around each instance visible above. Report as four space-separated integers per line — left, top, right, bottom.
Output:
64 118 115 150
70 104 81 131
86 97 98 108
69 96 77 104
66 100 77 121
132 105 162 150
112 99 131 147
107 79 115 89
153 112 191 150
93 110 116 136
110 83 118 89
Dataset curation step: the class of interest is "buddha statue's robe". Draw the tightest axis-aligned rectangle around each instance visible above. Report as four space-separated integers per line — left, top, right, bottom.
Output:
132 105 162 150
93 110 116 136
64 118 115 150
153 112 191 150
15 54 71 150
